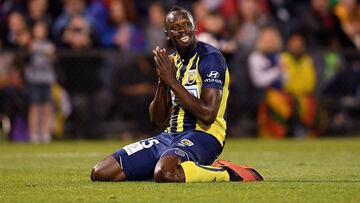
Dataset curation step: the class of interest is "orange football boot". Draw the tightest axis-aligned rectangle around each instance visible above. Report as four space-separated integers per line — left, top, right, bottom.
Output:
212 160 264 181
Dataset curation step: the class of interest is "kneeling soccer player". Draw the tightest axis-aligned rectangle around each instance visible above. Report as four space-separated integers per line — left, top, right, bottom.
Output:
90 6 263 183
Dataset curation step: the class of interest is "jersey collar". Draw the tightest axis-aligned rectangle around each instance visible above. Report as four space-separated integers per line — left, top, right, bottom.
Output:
177 41 198 64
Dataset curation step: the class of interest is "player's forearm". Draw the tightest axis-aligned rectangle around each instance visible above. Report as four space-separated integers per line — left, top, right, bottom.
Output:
149 81 170 127
169 81 218 126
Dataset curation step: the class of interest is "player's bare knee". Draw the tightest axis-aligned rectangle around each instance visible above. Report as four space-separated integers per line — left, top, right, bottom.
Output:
154 166 176 182
154 161 184 182
154 166 166 182
90 167 96 181
90 156 126 182
90 165 103 181
90 161 111 181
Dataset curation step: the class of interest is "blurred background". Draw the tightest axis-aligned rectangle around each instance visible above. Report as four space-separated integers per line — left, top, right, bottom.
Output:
0 0 359 143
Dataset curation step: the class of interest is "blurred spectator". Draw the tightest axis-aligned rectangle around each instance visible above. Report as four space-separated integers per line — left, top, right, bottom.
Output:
25 0 51 28
334 0 360 49
0 53 24 114
249 27 283 90
315 37 347 94
267 0 310 37
282 32 316 97
0 4 4 47
88 0 110 36
0 52 28 142
100 0 145 51
62 15 95 49
280 31 325 137
1 1 26 47
52 0 96 44
51 83 72 139
322 54 360 133
251 29 326 138
299 0 354 49
193 1 208 35
248 27 285 138
324 55 360 97
200 0 223 11
6 11 31 48
267 0 292 23
1 0 26 15
25 21 56 143
218 0 238 21
197 11 237 54
146 2 167 51
234 0 271 55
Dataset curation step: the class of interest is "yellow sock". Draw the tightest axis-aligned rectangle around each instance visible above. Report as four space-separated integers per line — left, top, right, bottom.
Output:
180 161 230 183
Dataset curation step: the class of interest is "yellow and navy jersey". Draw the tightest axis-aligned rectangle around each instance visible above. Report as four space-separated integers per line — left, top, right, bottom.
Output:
164 41 230 146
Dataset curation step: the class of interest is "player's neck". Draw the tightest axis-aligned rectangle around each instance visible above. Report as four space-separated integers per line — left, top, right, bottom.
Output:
177 41 197 61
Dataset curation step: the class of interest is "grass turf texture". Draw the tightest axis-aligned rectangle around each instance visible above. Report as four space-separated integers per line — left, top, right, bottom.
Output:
0 138 359 203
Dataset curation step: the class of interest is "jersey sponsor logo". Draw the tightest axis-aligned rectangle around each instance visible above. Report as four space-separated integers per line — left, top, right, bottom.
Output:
123 139 160 155
204 78 223 85
205 71 222 85
186 70 196 85
207 71 220 79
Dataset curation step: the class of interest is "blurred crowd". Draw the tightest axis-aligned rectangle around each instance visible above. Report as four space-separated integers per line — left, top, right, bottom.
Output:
0 0 359 142
0 0 360 50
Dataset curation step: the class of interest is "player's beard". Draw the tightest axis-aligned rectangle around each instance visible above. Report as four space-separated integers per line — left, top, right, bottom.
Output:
173 34 196 56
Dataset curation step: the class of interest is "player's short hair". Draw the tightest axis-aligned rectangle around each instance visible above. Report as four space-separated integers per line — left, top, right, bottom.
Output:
165 6 195 29
168 6 192 15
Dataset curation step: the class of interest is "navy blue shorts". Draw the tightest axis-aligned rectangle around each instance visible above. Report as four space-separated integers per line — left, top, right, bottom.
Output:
112 130 222 181
27 83 52 104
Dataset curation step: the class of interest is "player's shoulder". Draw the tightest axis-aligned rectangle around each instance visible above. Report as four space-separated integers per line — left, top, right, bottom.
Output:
196 41 226 69
196 41 224 59
196 41 227 77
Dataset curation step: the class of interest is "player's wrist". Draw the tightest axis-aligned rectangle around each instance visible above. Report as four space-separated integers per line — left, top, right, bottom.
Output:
158 78 167 87
168 79 181 90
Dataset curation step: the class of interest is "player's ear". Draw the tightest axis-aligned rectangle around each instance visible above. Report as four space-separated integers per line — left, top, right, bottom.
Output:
164 30 170 40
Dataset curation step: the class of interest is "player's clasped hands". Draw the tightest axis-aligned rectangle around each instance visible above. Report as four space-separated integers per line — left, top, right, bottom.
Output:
152 46 177 86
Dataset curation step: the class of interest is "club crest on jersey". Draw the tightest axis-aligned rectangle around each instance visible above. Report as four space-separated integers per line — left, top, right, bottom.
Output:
180 139 194 147
186 70 196 85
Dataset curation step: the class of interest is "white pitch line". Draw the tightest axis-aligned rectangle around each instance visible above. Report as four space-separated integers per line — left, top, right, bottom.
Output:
0 152 105 158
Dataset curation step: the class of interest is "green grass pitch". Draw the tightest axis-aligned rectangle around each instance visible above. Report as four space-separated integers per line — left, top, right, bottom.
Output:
1 137 360 203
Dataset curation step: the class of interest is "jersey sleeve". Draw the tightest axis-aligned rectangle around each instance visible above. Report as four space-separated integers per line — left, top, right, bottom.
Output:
198 53 226 90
